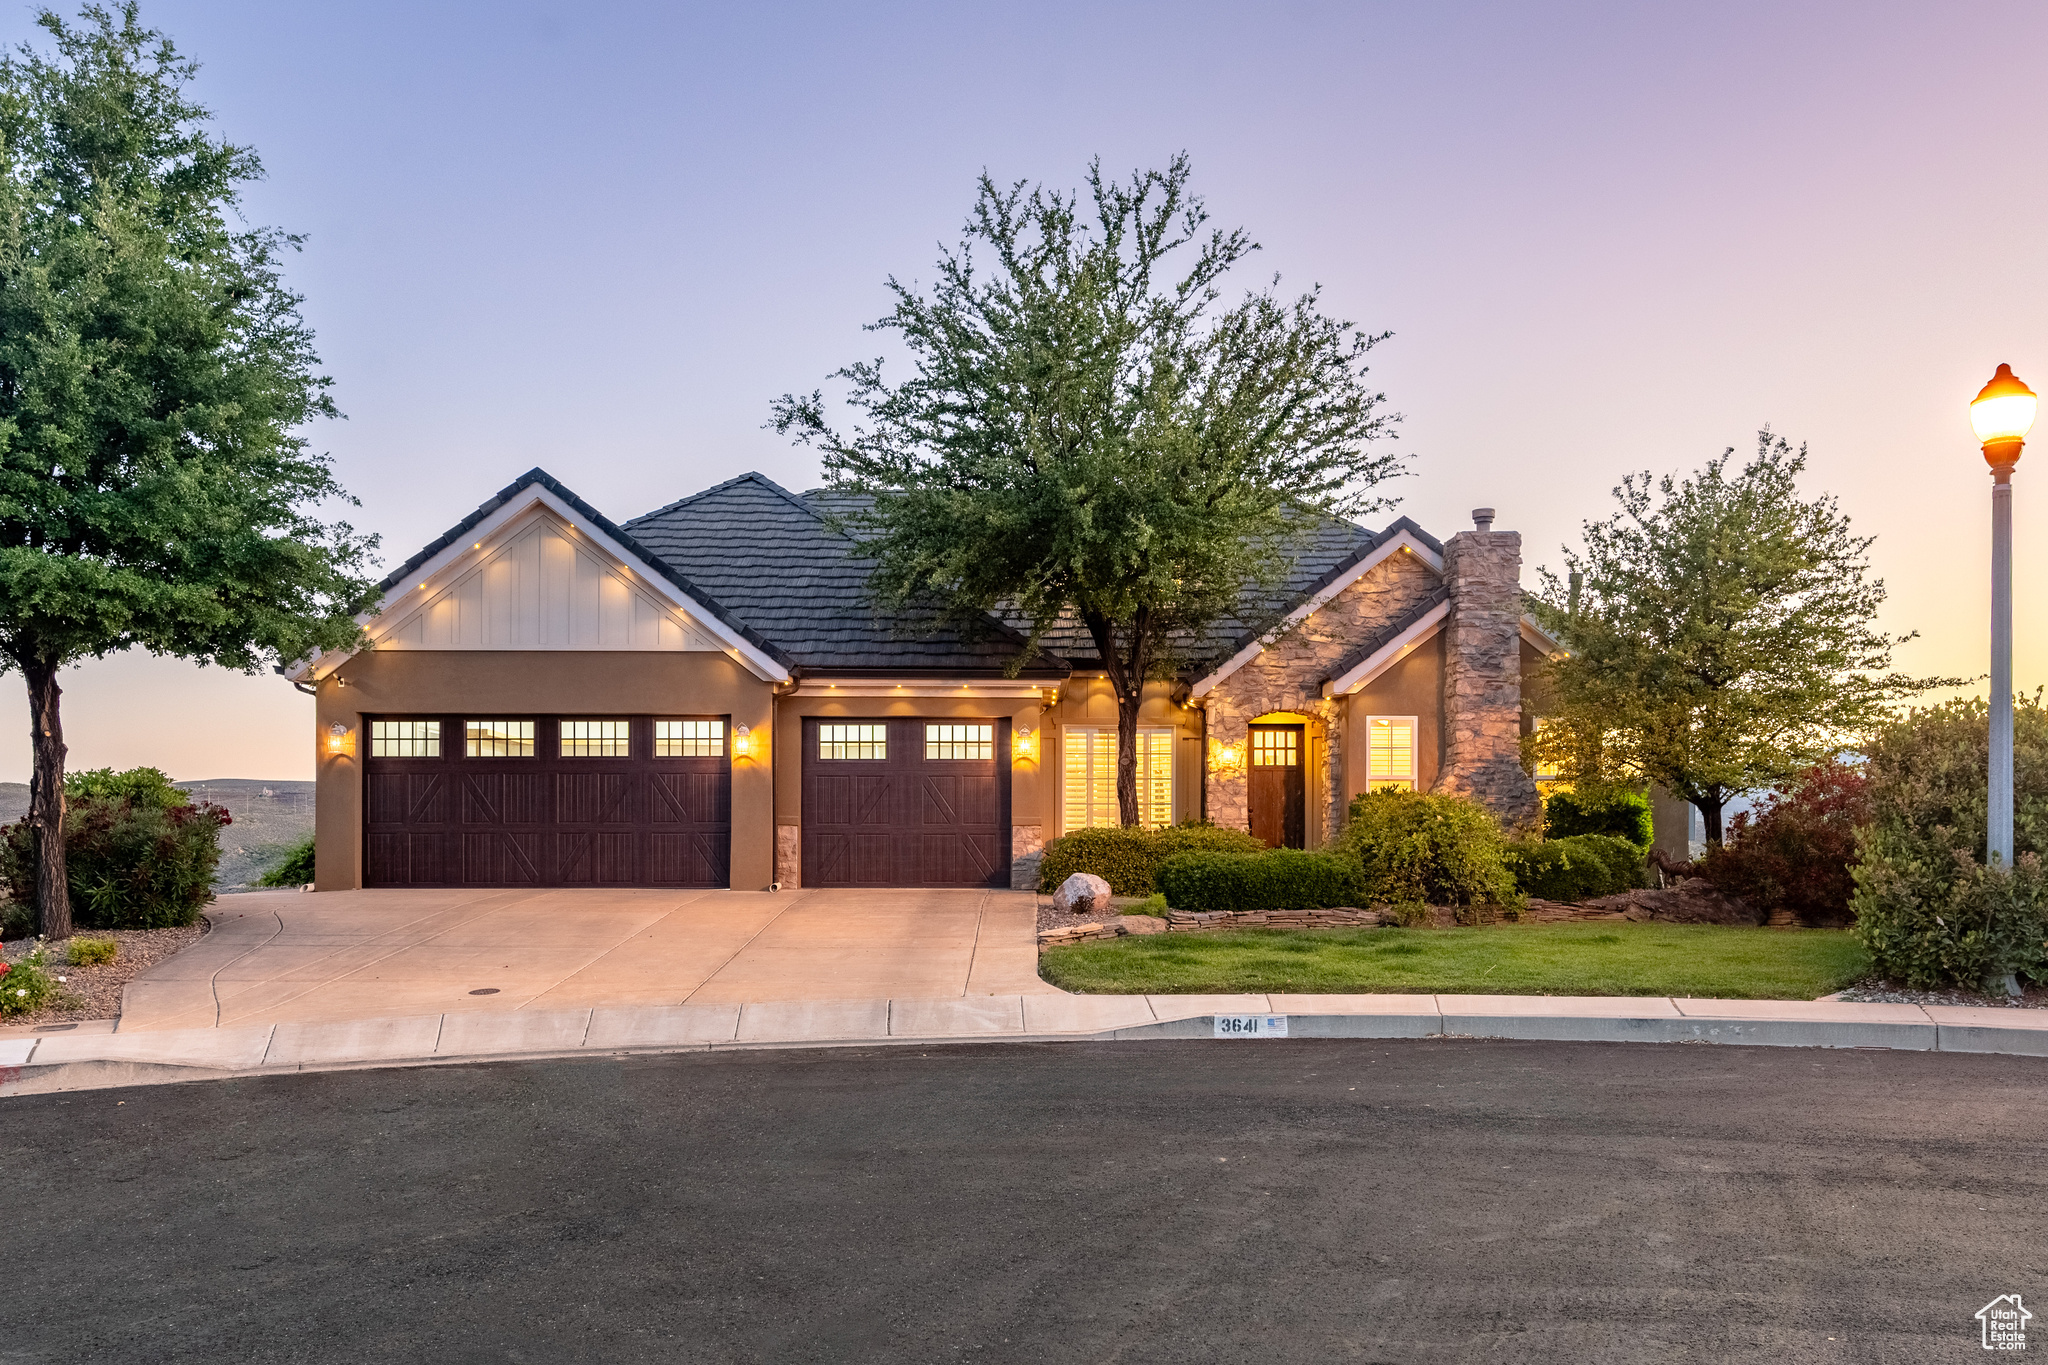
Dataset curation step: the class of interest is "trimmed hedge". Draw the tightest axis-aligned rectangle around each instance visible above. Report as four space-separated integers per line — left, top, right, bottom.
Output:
1542 788 1654 847
1037 823 1267 895
1505 834 1646 903
1155 849 1363 913
1332 789 1520 908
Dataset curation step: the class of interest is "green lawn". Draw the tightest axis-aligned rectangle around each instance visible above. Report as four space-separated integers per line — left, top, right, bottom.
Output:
1038 922 1872 999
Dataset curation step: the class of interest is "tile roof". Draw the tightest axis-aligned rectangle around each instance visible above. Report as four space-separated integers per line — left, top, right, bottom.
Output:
624 473 1064 675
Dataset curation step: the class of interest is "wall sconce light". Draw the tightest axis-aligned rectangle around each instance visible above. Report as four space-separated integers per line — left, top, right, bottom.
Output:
1014 727 1036 760
732 723 753 758
326 722 356 758
1210 738 1244 777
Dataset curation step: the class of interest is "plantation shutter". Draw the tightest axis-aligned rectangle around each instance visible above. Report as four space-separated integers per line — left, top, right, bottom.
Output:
1367 716 1417 790
1063 727 1176 829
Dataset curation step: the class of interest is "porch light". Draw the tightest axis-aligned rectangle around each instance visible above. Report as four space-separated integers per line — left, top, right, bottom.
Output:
732 723 753 758
1014 728 1036 759
326 722 355 758
1972 363 2037 467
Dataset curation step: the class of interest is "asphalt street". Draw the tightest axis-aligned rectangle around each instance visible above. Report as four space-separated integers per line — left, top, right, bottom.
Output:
1 1039 2043 1364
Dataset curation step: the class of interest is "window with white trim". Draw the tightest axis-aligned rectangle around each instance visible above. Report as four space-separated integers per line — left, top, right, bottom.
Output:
1365 715 1417 790
1063 728 1174 829
466 720 535 758
371 720 440 758
818 724 886 760
925 723 993 760
560 719 631 758
655 719 723 758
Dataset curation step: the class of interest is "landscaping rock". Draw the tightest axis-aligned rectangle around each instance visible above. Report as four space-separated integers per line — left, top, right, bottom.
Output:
1053 872 1112 917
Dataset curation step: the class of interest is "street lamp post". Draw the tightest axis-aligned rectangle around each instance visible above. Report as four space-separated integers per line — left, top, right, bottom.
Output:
1970 363 2037 868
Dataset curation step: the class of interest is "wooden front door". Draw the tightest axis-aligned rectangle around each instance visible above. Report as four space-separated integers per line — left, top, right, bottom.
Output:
1247 724 1305 849
801 716 1011 887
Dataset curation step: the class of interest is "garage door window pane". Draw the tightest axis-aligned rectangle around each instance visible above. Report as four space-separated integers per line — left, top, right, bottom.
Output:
561 719 631 758
466 720 535 758
819 724 886 760
655 719 723 758
370 720 440 758
925 724 992 760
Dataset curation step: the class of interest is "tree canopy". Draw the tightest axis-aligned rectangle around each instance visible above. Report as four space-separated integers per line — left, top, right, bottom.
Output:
772 155 1402 825
1528 430 1943 843
0 3 378 935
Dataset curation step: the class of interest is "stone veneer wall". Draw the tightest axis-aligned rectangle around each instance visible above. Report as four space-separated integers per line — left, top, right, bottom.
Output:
1203 552 1444 843
1436 530 1541 830
1010 824 1044 891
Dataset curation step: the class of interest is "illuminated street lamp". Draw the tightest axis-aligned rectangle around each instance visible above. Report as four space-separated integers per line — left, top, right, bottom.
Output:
1970 363 2036 868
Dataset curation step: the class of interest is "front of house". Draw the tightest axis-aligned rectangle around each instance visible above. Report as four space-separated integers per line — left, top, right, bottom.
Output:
293 469 1560 893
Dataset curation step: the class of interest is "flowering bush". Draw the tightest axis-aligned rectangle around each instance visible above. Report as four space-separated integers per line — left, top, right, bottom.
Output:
0 943 62 1016
1700 759 1872 926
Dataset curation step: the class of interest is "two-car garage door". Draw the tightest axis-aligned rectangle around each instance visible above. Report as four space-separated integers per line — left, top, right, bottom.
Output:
364 715 731 887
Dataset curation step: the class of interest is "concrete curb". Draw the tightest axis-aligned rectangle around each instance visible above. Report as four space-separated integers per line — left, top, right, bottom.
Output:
5 996 2046 1096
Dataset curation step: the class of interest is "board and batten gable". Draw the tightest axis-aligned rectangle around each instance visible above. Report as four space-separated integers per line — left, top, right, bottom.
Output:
368 509 727 654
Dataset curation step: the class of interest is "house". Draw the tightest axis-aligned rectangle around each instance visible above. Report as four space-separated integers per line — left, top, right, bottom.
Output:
291 468 1562 892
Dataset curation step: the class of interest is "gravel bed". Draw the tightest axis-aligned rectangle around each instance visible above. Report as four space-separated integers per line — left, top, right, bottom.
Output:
0 920 210 1030
1035 896 1165 934
1829 977 2046 1009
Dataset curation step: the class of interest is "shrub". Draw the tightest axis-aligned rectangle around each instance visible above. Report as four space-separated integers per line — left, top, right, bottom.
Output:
0 945 60 1016
0 767 230 930
1505 834 1646 903
1699 760 1871 926
1850 695 2048 988
1542 787 1654 847
1127 892 1169 917
1333 789 1520 908
1037 823 1266 895
1 896 31 941
1155 849 1363 912
258 836 316 888
67 936 118 967
1383 900 1430 928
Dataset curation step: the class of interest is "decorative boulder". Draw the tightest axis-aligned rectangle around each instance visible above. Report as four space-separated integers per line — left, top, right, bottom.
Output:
1053 872 1112 917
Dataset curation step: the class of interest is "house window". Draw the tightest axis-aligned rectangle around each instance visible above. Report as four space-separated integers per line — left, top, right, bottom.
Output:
1531 717 1561 783
655 719 723 758
1252 728 1299 766
1366 715 1417 790
370 720 439 758
818 723 886 760
925 723 993 760
1063 728 1173 829
560 719 631 758
466 720 535 758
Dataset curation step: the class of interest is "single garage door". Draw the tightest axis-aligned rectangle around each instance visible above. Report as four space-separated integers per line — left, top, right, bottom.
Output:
801 716 1011 887
364 715 731 887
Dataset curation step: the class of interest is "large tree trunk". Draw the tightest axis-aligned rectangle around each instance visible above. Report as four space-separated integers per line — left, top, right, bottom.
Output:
1083 608 1154 828
1696 792 1725 848
22 653 71 939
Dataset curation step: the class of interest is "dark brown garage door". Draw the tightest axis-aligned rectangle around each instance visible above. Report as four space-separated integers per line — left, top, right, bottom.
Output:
364 715 731 887
801 716 1011 887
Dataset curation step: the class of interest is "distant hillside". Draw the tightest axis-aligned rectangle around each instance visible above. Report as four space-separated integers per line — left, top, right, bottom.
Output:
0 778 313 890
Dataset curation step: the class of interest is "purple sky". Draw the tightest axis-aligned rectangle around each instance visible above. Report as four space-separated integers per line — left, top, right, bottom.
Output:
4 0 2044 783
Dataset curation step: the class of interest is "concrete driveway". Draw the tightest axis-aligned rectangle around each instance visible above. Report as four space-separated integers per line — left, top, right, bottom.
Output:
118 886 1053 1033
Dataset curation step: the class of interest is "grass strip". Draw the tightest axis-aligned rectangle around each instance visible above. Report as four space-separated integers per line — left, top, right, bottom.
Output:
1039 922 1872 999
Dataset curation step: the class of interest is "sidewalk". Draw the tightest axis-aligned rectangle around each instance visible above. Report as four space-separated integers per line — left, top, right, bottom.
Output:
6 991 2045 1096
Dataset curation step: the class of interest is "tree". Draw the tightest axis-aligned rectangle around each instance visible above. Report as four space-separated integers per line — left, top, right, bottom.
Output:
772 156 1402 825
1528 431 1943 843
0 4 378 937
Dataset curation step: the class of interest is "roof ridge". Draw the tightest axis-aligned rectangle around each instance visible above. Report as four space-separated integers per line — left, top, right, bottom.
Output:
628 470 813 525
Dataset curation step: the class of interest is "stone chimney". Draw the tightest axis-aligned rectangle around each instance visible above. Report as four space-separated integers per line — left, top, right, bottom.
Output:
1436 509 1540 830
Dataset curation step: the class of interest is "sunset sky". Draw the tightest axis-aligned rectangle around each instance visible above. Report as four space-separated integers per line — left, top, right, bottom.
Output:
3 0 2044 784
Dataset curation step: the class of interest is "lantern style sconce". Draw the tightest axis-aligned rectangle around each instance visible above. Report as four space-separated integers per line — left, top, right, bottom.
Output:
1014 727 1037 760
326 722 356 758
732 723 753 759
1210 737 1245 778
